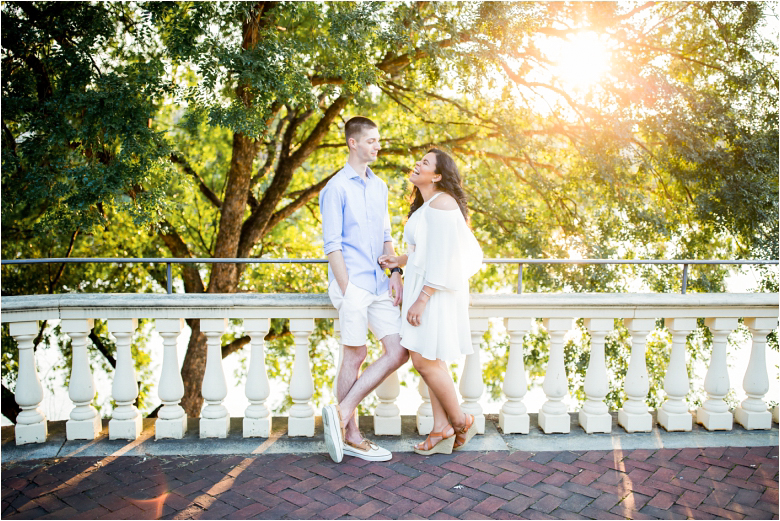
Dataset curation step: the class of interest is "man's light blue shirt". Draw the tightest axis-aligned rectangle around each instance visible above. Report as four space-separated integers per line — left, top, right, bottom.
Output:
319 162 392 296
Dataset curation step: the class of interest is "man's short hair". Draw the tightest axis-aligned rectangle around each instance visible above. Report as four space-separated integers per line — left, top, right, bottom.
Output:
345 117 378 145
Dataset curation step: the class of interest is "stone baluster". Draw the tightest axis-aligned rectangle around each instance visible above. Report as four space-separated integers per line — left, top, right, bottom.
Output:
244 318 271 438
11 321 47 445
288 318 315 436
657 318 697 432
107 319 141 440
374 370 401 435
579 318 613 434
460 318 489 434
499 318 531 434
62 319 101 440
200 318 229 438
156 318 187 439
696 318 739 431
416 377 433 435
618 318 655 433
539 318 574 434
734 317 776 430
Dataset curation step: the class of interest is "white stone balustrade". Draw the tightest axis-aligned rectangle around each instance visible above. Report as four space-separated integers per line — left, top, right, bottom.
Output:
618 318 655 432
156 318 187 439
1 292 776 446
460 318 489 434
499 318 531 434
61 318 101 440
697 317 739 431
735 318 775 430
11 321 47 445
579 318 613 434
108 318 141 440
288 318 315 437
244 318 271 437
657 318 697 431
200 318 229 438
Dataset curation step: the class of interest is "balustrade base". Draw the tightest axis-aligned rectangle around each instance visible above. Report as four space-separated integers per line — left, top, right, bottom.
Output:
243 417 271 438
156 416 188 440
498 412 529 434
696 408 733 431
416 414 433 435
773 406 779 424
473 414 486 435
735 407 772 430
657 409 692 432
287 417 314 437
66 417 102 440
199 416 230 438
538 411 570 434
109 416 142 440
618 410 653 433
578 411 612 434
373 415 401 436
15 421 47 445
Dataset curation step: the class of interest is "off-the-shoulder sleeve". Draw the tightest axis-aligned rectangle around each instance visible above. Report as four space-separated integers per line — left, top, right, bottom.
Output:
410 208 483 291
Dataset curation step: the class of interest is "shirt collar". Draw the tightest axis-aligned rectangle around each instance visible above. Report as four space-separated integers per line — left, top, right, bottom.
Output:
343 162 375 181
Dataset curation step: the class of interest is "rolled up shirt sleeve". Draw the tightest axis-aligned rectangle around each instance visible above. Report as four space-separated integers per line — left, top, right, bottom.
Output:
383 209 392 244
320 184 344 255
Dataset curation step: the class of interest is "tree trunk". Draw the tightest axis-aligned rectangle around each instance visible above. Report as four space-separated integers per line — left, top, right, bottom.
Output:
180 319 208 417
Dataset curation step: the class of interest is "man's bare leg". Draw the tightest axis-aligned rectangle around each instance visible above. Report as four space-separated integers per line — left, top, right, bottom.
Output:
336 344 367 443
337 333 408 445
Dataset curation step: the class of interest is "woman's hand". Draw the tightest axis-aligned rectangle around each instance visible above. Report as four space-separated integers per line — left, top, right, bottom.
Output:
378 254 399 270
406 297 428 327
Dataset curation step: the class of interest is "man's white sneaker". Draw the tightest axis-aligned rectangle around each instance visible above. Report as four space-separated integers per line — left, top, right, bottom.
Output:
322 404 343 463
343 438 392 462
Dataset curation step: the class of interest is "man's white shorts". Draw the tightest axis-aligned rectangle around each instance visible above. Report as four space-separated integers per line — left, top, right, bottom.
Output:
328 280 401 346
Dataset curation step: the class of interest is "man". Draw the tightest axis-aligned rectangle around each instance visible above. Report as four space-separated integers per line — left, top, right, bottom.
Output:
319 116 409 463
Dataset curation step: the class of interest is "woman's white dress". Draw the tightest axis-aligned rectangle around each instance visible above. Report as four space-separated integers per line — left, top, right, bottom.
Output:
400 193 483 361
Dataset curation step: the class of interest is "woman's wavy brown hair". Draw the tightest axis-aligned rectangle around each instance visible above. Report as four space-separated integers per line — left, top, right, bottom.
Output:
408 148 469 221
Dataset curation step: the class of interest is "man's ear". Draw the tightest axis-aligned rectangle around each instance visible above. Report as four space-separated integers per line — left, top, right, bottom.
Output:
347 137 356 151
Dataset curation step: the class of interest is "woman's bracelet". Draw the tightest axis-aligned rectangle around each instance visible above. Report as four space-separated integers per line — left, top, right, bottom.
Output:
421 289 432 298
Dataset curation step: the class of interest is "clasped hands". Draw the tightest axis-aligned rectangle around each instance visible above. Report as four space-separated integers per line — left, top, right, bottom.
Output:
378 254 428 327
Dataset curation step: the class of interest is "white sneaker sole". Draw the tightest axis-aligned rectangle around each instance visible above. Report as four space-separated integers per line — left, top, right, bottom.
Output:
322 405 343 463
342 446 392 462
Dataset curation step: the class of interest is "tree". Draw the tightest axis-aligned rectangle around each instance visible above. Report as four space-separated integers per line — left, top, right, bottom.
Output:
3 1 777 419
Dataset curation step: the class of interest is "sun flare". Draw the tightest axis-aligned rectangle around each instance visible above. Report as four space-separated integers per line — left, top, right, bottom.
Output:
550 32 611 91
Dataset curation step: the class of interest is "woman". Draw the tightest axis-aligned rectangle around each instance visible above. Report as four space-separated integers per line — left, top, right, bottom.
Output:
379 148 483 455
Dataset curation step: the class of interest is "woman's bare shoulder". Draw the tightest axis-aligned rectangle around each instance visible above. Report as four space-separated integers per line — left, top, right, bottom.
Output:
430 193 459 211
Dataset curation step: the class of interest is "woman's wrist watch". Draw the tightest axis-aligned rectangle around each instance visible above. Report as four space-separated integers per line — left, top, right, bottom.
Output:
389 267 403 276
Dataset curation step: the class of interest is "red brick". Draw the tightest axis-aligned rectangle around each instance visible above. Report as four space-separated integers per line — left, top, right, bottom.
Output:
380 498 417 517
375 473 412 490
530 494 564 514
542 471 572 487
517 460 555 475
570 469 600 486
517 471 545 486
350 499 387 518
364 486 402 505
441 496 476 517
697 503 747 520
411 497 447 517
461 472 491 489
549 461 582 475
647 490 677 510
319 501 356 518
472 496 507 515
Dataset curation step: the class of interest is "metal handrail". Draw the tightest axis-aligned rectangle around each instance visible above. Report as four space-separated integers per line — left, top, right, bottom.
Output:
1 258 777 295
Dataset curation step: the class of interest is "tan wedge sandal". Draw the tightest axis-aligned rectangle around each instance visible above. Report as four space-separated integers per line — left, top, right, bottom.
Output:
414 425 456 455
453 413 477 451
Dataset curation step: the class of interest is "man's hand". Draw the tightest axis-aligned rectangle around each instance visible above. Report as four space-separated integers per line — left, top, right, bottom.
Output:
388 272 403 306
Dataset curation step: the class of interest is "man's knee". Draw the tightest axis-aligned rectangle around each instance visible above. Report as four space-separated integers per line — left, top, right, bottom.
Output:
342 344 367 370
381 334 409 369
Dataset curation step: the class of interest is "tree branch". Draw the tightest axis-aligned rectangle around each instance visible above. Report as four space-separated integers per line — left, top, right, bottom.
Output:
222 335 250 358
265 169 339 232
170 152 222 209
158 220 206 293
89 329 116 368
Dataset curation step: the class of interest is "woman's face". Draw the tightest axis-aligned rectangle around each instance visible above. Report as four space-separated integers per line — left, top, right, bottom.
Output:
410 152 441 188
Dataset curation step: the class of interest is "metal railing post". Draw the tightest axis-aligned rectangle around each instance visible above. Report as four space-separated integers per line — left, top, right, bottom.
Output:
681 263 689 294
517 263 523 294
166 263 172 294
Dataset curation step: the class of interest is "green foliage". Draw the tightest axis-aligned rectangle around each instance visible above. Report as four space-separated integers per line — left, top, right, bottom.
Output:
2 1 778 421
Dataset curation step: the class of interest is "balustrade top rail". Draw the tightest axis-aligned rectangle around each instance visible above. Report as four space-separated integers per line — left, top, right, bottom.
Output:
2 257 777 294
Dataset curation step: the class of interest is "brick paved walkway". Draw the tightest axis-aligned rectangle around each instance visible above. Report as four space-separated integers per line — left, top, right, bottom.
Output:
2 446 777 520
